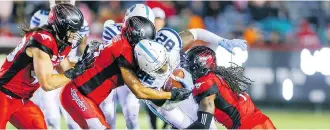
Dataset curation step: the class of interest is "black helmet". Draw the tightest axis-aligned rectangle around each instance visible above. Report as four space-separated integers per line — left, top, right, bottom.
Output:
184 46 217 81
48 3 84 48
123 16 156 47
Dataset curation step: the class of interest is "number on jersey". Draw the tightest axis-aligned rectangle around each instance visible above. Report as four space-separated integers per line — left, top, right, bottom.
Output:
136 70 155 85
155 33 175 51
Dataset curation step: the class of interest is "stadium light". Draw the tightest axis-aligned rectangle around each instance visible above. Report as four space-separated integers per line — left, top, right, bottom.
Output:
282 78 293 101
300 49 316 75
308 89 326 103
318 48 330 75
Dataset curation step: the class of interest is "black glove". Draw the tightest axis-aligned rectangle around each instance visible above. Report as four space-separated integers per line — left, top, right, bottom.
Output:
64 40 102 79
170 88 191 101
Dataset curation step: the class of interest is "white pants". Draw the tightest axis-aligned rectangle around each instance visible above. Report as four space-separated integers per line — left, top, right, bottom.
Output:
144 95 217 129
30 87 80 129
99 85 140 129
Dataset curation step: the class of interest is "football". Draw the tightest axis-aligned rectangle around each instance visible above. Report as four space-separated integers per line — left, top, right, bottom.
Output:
163 69 184 91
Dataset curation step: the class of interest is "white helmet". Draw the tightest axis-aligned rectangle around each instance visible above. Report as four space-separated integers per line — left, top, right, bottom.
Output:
155 28 183 69
134 39 170 78
124 4 155 25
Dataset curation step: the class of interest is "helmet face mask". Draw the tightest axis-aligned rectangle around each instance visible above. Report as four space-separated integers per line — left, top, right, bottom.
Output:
48 3 84 48
66 30 83 48
149 54 171 78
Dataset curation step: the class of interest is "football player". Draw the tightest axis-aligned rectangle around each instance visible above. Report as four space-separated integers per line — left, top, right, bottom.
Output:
29 0 88 129
100 4 155 129
59 16 191 129
102 3 247 129
0 4 91 129
178 46 276 129
133 29 217 129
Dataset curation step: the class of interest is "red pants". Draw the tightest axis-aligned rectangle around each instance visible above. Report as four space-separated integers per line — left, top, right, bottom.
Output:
251 119 276 129
60 81 110 129
0 91 47 129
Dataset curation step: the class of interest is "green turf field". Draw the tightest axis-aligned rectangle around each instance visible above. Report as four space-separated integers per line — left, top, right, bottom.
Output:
6 109 330 129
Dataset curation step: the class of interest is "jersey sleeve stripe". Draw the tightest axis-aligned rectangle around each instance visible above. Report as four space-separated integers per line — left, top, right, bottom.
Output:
33 16 41 21
102 35 112 42
104 29 114 38
105 26 118 36
31 20 40 26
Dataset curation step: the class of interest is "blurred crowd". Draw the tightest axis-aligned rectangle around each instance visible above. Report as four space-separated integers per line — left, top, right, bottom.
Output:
1 1 330 49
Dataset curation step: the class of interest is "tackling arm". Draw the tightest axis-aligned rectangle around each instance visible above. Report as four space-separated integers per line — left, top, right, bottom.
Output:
29 47 70 91
119 66 172 100
179 28 247 53
56 57 74 74
187 94 216 129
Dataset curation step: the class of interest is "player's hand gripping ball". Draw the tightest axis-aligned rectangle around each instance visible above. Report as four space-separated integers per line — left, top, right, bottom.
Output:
163 69 184 91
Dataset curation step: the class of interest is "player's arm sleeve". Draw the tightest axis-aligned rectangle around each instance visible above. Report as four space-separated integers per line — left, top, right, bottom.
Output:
26 38 54 58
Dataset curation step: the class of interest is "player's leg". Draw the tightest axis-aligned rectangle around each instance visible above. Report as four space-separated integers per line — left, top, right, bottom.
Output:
42 88 61 129
144 100 186 129
99 88 118 129
145 107 158 129
117 85 140 129
30 87 43 108
9 99 47 129
60 82 110 129
252 119 276 129
59 97 80 129
61 109 81 129
0 91 15 128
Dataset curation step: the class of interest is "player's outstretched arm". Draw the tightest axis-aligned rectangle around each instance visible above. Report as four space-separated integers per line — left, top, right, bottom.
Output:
179 29 247 54
29 47 70 91
119 66 191 100
187 94 216 129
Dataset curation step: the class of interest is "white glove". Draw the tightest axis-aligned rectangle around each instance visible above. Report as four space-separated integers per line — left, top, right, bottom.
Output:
219 39 247 54
170 68 194 91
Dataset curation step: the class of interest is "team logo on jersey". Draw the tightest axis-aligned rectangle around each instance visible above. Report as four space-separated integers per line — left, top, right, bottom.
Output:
194 82 205 89
71 88 87 111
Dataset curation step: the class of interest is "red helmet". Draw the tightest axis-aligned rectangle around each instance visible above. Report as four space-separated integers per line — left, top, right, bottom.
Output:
184 46 216 81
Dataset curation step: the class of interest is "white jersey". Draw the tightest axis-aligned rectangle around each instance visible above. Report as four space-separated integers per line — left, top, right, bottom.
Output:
136 28 182 92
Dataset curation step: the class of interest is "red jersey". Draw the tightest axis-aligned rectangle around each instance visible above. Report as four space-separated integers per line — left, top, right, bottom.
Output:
72 35 134 105
193 72 269 129
0 30 71 99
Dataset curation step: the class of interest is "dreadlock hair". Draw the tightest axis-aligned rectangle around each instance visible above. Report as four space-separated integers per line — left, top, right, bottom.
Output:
213 63 253 94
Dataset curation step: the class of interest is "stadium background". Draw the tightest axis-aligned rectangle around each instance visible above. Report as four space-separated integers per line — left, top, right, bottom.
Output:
1 0 330 129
